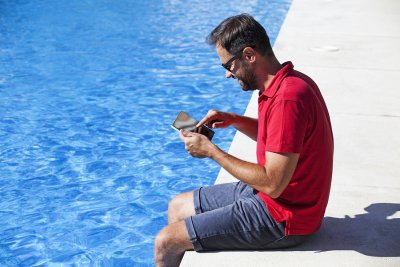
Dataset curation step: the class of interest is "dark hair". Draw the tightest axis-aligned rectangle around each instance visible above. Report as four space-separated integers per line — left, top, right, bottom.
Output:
207 14 273 56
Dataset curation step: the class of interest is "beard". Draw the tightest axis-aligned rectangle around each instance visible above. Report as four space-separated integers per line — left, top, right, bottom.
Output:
238 79 253 91
237 62 258 91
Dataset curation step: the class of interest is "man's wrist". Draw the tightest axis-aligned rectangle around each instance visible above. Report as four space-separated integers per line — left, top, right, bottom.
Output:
231 113 241 128
208 144 226 162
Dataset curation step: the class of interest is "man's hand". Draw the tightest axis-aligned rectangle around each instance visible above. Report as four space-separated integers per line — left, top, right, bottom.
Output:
197 109 258 141
196 110 237 129
179 130 216 158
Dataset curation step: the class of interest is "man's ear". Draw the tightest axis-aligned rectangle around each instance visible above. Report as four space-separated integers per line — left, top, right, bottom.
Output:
243 47 256 63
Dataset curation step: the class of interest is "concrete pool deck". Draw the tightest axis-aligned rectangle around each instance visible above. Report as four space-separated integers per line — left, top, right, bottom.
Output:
181 0 400 266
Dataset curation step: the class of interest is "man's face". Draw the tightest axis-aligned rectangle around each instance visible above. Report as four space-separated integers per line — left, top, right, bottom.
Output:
216 43 258 91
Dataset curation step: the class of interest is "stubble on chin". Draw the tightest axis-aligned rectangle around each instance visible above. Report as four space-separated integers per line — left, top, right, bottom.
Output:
239 78 256 91
240 64 258 91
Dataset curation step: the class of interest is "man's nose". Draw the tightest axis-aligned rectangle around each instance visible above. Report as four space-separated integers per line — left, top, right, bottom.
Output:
225 70 233 79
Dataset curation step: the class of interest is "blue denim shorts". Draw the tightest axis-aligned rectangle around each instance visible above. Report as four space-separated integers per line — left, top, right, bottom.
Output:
184 181 308 251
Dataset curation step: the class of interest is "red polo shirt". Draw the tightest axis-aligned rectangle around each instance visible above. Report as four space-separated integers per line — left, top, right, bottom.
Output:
257 62 334 235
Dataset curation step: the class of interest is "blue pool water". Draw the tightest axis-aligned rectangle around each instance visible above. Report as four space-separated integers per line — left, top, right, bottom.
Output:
0 1 291 266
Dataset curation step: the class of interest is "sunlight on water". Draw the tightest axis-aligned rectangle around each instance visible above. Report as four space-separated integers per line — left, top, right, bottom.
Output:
0 0 291 265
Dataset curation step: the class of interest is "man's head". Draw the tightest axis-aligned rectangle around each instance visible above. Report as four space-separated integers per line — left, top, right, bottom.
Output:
207 14 275 91
207 14 273 57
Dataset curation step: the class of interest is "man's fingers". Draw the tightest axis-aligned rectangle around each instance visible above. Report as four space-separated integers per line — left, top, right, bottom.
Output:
196 110 218 127
212 121 227 128
179 130 189 141
179 129 196 140
196 116 211 128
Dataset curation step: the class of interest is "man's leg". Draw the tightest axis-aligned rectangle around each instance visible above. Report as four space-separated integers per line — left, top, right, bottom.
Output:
154 191 195 267
168 191 195 224
167 181 249 224
154 220 193 267
181 182 310 252
155 182 246 266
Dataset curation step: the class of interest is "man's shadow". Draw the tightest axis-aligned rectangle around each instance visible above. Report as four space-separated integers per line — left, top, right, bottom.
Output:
289 203 400 257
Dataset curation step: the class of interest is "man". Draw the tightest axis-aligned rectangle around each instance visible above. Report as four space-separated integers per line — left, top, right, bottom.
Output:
154 14 334 267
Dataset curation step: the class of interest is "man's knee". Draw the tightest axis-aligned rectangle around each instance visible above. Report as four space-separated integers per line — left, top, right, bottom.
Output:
168 191 195 224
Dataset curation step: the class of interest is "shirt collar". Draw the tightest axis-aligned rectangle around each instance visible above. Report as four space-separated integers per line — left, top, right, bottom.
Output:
259 61 294 99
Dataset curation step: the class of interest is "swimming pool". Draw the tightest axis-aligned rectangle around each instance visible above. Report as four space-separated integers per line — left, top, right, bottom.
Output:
0 0 291 266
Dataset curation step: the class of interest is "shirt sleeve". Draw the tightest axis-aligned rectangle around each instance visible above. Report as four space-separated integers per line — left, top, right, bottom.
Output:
265 100 308 153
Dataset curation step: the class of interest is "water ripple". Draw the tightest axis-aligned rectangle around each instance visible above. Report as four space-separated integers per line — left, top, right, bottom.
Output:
0 0 291 265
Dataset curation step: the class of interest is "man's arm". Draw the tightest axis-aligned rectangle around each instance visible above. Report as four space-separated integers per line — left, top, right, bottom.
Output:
196 110 258 141
211 146 298 198
180 130 299 198
231 114 258 141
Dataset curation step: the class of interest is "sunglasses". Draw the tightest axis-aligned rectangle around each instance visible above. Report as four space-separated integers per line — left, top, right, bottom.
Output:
221 50 243 71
